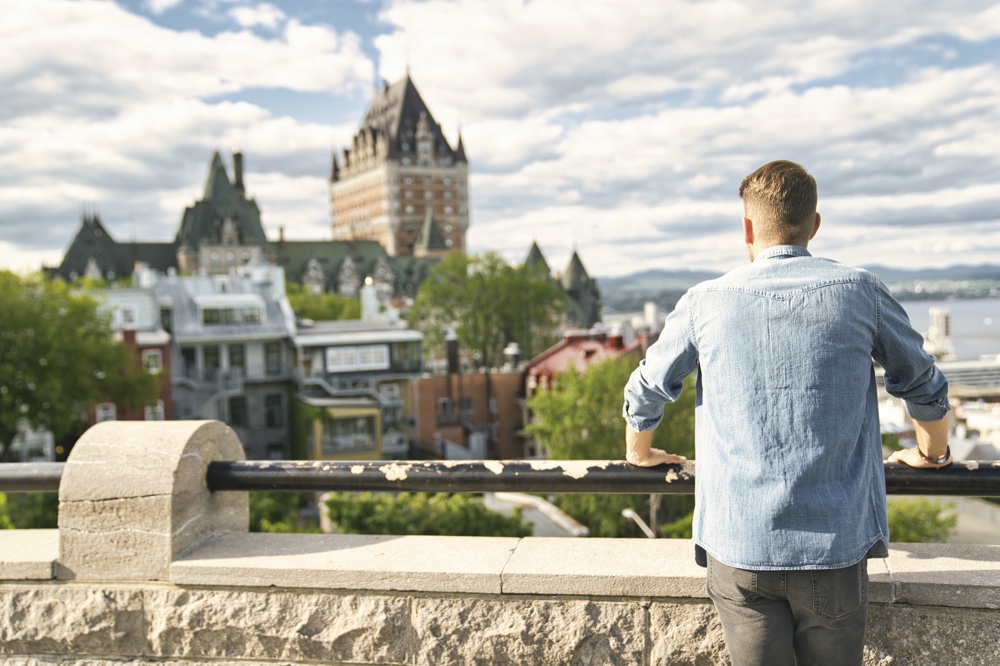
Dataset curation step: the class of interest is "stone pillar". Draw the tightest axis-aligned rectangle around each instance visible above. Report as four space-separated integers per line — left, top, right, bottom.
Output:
57 420 247 582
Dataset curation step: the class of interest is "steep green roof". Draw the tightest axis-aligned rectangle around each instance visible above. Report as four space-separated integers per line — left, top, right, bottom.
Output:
524 241 551 275
415 211 448 252
174 152 270 250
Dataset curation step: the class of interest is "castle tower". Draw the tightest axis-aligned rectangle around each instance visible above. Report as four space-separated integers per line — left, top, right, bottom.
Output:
330 75 470 257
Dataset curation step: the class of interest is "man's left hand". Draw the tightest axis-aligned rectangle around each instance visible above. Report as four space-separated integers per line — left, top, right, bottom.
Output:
626 447 687 467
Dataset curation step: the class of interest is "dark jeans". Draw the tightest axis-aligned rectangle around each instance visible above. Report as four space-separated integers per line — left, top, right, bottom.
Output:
706 554 868 666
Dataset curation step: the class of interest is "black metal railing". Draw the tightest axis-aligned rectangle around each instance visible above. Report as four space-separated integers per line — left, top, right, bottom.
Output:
3 460 999 496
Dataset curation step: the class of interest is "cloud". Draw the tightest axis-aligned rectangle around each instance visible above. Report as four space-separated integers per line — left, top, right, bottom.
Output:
229 3 287 29
1 0 374 121
147 0 183 14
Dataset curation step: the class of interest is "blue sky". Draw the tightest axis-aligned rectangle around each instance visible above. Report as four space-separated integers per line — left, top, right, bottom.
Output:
2 0 1000 277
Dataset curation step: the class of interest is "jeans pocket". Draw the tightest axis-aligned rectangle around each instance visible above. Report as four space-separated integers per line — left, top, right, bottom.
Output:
811 563 867 619
707 556 759 604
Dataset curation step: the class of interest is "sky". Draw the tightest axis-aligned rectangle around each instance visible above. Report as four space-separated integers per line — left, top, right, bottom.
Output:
2 0 1000 278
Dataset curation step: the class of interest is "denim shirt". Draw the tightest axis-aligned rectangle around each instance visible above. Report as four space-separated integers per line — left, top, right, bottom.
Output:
623 245 950 570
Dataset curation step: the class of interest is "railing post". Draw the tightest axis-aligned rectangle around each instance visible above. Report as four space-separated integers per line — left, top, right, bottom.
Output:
57 420 247 582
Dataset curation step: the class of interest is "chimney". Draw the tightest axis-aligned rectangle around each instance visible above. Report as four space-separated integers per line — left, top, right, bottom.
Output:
233 151 245 196
279 225 285 247
446 330 460 376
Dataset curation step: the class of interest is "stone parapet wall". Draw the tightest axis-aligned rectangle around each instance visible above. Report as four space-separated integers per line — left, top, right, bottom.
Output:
1 571 999 665
1 421 998 665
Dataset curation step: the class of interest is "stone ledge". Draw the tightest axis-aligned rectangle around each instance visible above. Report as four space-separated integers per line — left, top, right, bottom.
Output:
170 533 1000 609
0 530 57 580
170 533 521 594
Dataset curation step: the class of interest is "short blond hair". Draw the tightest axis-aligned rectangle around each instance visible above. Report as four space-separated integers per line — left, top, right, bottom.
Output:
739 161 817 245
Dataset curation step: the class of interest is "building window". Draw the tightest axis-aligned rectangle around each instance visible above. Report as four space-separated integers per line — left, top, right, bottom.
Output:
96 403 116 423
437 397 451 417
265 393 284 428
160 308 172 332
121 307 135 325
203 346 220 379
228 344 245 372
425 191 433 199
321 415 376 456
142 350 162 374
461 397 473 413
229 396 247 427
144 400 165 421
326 345 390 372
405 205 413 214
202 307 261 325
265 342 282 375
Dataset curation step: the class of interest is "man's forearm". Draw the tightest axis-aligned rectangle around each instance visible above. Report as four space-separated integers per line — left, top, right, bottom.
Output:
914 416 949 461
626 425 656 465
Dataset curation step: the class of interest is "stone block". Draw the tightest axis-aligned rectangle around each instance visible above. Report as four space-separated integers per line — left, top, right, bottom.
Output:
144 587 409 663
0 530 57 580
502 537 707 598
412 596 645 665
0 585 144 657
172 532 519 594
865 602 1000 665
649 601 728 665
58 420 247 582
886 543 1000 609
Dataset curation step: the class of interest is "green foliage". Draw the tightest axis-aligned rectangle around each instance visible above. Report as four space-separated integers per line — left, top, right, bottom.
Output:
0 493 58 530
286 282 361 321
249 490 320 533
526 357 697 538
0 272 159 460
325 492 533 537
410 251 566 367
887 497 958 543
0 495 14 530
881 432 903 452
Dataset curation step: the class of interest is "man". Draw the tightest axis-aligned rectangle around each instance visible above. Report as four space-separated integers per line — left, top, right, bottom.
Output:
622 160 951 666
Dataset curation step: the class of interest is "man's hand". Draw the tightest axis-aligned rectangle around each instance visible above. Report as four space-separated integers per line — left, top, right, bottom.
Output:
887 416 950 469
626 446 687 467
887 446 951 469
625 424 687 467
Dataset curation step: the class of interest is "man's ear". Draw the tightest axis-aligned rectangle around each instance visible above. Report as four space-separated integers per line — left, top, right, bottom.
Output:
809 212 821 240
743 217 754 245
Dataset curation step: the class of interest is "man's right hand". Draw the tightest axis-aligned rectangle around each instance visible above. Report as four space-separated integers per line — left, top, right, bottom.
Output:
888 446 952 469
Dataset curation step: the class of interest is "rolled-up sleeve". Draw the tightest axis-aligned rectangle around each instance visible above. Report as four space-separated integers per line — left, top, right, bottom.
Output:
623 292 700 431
873 284 951 422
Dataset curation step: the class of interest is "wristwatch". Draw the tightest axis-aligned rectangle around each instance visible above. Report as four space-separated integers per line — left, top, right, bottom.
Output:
918 445 951 465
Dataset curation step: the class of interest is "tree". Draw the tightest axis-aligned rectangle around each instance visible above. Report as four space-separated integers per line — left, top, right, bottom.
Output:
410 252 566 367
887 497 958 543
249 490 320 533
285 282 360 321
0 492 57 529
526 356 697 538
0 271 159 460
325 492 533 537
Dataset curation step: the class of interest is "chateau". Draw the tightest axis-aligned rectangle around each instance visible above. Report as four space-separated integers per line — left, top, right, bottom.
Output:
331 75 469 258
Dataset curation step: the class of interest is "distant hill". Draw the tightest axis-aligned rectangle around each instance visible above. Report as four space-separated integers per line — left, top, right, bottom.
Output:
597 269 722 293
597 269 722 314
598 264 1000 314
860 264 1000 282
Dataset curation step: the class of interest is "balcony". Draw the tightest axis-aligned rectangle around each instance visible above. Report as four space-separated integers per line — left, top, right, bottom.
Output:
1 421 998 664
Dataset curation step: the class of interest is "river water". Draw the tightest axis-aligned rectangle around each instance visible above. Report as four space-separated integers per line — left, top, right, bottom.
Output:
900 298 1000 361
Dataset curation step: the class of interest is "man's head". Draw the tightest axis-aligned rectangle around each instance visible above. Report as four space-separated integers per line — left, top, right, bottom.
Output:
739 160 820 257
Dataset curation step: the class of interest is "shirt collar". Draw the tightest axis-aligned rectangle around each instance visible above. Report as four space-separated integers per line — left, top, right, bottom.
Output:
755 244 812 261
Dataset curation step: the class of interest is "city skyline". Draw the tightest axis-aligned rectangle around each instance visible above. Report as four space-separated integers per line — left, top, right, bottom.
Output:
2 0 1000 278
